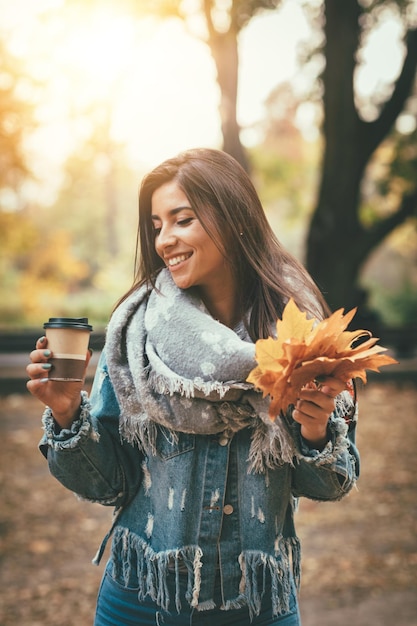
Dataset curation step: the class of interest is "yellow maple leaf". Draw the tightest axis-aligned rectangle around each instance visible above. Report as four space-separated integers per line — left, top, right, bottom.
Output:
247 298 398 420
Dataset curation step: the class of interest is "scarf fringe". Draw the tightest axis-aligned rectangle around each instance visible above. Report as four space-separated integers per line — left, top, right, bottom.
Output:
110 527 301 618
247 417 296 472
147 366 251 401
119 413 167 456
119 411 295 475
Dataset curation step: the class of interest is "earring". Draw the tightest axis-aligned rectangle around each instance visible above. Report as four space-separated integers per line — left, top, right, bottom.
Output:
239 232 244 236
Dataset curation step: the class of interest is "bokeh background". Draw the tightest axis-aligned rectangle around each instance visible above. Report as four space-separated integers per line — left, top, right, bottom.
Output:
0 0 416 330
0 0 416 624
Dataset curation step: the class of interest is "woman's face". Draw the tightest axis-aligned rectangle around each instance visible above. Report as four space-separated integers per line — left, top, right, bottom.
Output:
151 180 234 296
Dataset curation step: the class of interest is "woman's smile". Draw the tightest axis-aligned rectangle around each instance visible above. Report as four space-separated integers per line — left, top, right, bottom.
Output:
165 252 193 268
151 180 234 298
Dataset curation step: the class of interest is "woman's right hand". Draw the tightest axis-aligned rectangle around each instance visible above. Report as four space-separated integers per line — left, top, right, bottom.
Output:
26 336 91 429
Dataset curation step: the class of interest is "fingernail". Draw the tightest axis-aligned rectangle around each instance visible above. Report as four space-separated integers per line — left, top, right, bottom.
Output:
40 336 46 344
88 348 94 356
42 363 52 370
40 378 49 383
43 350 51 357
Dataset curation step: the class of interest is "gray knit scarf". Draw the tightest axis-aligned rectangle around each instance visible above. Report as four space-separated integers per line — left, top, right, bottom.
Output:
105 269 296 471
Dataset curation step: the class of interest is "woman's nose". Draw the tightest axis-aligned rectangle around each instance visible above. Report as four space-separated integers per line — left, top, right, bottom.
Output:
156 224 177 250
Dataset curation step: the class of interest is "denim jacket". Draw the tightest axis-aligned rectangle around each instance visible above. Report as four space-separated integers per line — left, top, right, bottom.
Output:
40 350 359 618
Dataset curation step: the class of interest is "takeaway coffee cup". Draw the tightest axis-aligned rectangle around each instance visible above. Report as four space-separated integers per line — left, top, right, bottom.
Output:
43 317 93 381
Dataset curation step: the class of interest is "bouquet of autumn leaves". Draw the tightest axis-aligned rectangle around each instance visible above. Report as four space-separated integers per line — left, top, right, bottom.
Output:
247 299 398 420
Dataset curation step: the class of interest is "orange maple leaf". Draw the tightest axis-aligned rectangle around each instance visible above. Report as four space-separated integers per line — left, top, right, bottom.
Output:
247 299 398 420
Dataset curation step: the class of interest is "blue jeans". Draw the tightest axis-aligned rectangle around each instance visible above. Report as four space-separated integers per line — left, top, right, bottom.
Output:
94 563 301 626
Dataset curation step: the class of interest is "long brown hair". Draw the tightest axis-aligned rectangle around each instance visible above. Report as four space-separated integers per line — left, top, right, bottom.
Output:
118 148 330 340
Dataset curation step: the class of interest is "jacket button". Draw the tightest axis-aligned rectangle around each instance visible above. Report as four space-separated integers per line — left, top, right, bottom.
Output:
223 504 234 515
218 436 229 446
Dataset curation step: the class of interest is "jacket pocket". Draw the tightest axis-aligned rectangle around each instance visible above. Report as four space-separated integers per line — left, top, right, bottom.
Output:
155 426 195 460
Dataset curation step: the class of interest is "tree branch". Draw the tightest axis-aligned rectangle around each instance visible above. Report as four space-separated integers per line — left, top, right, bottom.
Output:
232 0 281 31
203 0 216 38
361 28 417 157
360 188 417 254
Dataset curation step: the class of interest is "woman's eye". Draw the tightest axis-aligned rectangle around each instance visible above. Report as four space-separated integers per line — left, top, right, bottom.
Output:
177 217 193 227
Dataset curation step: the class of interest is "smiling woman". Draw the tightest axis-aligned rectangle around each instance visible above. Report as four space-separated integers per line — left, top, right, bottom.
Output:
151 180 236 322
27 147 360 626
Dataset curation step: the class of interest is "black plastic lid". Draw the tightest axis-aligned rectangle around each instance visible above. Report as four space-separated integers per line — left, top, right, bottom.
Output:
43 317 93 331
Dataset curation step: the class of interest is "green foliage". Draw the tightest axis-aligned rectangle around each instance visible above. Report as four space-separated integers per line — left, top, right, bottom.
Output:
359 122 417 229
0 210 39 258
248 82 321 257
361 219 417 326
250 146 318 220
368 278 417 326
0 132 141 328
0 215 134 329
386 279 417 326
0 209 90 326
387 127 417 191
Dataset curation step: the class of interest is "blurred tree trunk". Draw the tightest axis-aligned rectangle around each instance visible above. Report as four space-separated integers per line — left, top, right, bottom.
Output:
203 2 250 171
198 1 283 171
137 1 282 172
206 27 248 169
306 0 417 313
202 1 286 171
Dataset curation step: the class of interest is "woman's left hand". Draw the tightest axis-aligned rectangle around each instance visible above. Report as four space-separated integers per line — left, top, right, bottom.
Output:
292 377 347 450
